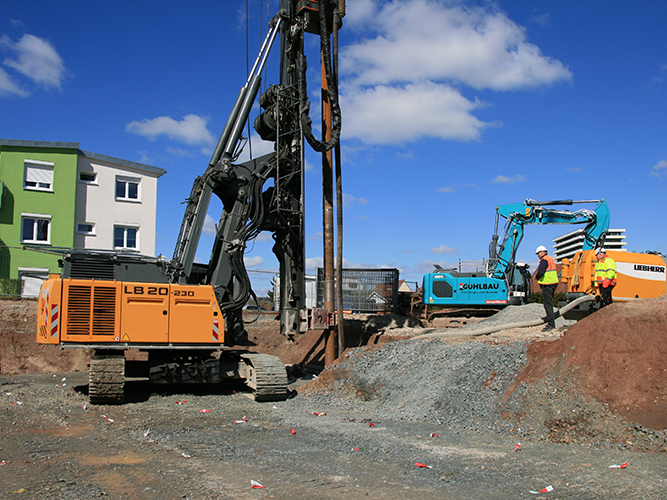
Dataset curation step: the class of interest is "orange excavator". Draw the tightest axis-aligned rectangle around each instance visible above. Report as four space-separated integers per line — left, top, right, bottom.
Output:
561 249 666 317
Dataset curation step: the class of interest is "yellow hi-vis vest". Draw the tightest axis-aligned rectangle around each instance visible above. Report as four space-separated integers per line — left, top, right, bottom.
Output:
538 254 558 285
594 256 617 287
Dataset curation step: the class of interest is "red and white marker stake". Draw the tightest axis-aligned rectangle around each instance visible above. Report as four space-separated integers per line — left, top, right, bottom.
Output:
609 462 628 469
514 443 521 452
530 485 553 494
251 480 264 489
415 462 432 469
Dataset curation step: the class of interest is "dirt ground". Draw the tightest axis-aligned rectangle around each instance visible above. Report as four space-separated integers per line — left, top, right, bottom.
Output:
1 298 667 499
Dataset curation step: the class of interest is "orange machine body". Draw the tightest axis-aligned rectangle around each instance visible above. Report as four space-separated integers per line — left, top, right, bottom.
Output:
561 250 666 301
36 277 225 346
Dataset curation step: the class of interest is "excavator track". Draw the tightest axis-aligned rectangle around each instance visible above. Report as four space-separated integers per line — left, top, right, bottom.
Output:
240 353 288 402
88 353 125 405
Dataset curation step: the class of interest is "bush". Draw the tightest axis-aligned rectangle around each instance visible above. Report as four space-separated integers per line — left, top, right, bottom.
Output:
530 291 566 306
0 279 23 296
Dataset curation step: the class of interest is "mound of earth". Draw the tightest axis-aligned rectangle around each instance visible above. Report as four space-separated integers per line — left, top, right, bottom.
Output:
0 300 91 375
509 294 667 447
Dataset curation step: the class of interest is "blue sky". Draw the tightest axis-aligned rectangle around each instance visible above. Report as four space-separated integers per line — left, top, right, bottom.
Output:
1 0 666 288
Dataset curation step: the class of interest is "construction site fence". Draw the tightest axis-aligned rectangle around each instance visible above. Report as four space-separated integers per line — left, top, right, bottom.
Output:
316 268 399 314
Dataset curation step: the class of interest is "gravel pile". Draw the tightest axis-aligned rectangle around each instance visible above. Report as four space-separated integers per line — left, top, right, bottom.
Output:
296 304 578 436
458 303 575 331
296 304 575 433
301 339 527 433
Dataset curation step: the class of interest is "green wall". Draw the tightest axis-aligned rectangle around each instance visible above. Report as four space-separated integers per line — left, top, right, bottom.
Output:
0 144 78 279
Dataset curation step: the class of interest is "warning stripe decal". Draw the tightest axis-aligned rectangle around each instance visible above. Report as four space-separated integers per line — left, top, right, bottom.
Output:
50 304 59 337
212 318 219 342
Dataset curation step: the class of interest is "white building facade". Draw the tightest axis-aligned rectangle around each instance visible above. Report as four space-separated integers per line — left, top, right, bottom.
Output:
552 228 627 262
75 150 166 256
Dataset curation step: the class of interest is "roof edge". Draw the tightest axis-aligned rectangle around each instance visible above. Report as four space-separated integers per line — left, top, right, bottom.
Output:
79 150 166 177
0 138 80 149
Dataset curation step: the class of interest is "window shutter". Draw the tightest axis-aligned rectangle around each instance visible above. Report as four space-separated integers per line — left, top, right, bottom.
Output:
25 165 54 184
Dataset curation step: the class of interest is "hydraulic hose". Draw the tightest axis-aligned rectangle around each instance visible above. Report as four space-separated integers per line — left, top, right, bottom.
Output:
410 294 597 341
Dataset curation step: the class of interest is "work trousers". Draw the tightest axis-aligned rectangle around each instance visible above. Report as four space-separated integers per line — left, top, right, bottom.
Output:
540 283 557 328
599 285 614 308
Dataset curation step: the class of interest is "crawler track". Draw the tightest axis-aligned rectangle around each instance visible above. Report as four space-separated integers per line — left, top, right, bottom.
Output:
241 353 288 402
88 353 125 404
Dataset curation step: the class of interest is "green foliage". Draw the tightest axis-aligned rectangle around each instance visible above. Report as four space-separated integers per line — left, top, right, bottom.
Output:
530 291 566 306
0 279 23 296
267 276 276 304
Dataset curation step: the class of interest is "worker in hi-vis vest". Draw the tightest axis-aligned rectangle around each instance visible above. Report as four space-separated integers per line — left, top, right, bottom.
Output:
594 248 617 307
534 245 558 331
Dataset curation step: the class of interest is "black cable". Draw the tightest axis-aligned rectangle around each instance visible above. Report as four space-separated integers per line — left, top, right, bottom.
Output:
297 0 342 153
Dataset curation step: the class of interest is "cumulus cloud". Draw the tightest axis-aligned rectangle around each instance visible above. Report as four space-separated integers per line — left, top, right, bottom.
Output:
429 244 459 255
126 114 216 150
437 186 456 193
342 82 491 144
490 174 526 184
0 33 67 96
339 0 571 145
650 159 667 179
342 1 571 90
244 255 264 268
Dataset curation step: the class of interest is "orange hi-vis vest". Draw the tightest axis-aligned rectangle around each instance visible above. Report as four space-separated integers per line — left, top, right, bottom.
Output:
538 254 558 285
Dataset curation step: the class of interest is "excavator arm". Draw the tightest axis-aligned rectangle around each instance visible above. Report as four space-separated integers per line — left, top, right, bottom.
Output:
488 199 610 282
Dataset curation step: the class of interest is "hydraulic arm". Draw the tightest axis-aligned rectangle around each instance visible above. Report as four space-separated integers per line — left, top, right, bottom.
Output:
488 199 610 282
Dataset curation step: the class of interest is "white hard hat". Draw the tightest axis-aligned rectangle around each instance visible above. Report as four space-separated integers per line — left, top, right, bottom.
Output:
535 245 548 254
595 248 606 254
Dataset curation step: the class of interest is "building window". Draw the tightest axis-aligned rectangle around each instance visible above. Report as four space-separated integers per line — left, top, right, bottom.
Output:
79 171 97 183
24 160 54 191
114 225 138 249
115 176 140 201
76 222 96 235
21 213 51 244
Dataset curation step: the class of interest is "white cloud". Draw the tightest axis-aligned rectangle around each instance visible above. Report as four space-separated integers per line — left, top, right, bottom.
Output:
429 244 459 255
256 231 273 243
126 114 216 149
650 159 667 179
0 33 67 96
236 133 277 163
343 193 369 207
342 82 491 144
490 174 526 184
418 259 456 274
244 255 264 268
341 1 572 90
437 186 456 193
0 67 28 97
305 256 323 272
203 214 217 236
566 166 582 173
338 0 571 145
